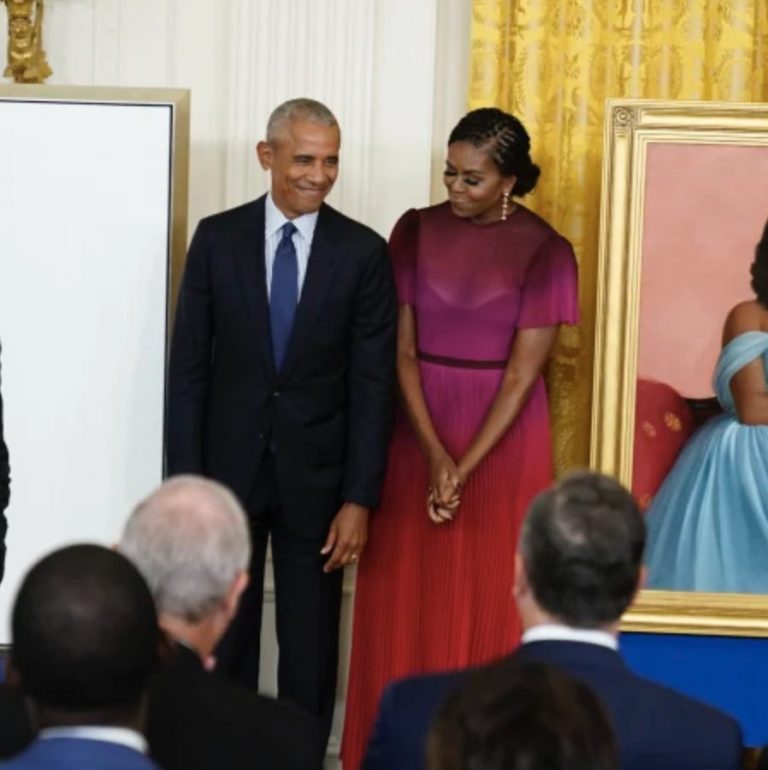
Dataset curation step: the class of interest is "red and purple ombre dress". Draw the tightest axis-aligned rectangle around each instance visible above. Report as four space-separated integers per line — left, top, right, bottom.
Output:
341 202 579 769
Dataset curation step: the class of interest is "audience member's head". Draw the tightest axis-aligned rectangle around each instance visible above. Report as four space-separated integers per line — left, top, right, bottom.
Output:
515 470 646 630
10 544 158 728
119 475 250 658
427 659 619 770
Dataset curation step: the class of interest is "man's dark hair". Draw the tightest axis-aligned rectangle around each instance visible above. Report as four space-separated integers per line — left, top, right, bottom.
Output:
11 544 158 712
750 217 768 308
520 470 646 627
448 107 541 195
428 659 618 770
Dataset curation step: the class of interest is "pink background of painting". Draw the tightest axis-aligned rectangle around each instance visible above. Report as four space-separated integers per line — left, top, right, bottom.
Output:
638 143 768 397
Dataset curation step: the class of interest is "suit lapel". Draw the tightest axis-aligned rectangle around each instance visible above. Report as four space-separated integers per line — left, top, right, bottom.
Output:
279 204 339 379
233 197 276 378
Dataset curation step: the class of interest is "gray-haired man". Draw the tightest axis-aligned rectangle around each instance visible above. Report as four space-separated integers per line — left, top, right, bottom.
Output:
119 476 325 770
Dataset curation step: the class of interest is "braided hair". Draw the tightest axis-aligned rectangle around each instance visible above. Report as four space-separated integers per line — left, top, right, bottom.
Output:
448 108 541 195
750 218 768 308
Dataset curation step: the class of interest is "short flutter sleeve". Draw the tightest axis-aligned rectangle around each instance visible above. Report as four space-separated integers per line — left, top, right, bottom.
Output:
517 234 580 328
388 208 420 305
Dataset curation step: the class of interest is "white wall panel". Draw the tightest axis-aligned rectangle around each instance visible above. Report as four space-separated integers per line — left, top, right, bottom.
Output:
0 95 179 643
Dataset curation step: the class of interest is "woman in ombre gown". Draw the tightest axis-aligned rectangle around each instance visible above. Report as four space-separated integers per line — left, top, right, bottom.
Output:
341 109 580 770
645 219 768 593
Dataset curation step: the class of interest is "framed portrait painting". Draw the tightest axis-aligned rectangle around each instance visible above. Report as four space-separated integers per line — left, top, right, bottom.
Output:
592 99 768 636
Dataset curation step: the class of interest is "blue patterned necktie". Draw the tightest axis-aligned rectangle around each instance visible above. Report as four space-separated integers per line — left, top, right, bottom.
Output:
270 221 298 369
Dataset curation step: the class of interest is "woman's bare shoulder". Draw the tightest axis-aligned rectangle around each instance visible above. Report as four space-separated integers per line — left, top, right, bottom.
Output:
722 300 768 343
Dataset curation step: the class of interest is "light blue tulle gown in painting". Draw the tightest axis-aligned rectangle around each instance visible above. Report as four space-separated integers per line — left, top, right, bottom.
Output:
645 331 768 593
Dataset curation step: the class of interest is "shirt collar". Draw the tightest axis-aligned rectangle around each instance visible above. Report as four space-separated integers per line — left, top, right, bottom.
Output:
265 192 319 244
521 623 618 651
39 726 148 754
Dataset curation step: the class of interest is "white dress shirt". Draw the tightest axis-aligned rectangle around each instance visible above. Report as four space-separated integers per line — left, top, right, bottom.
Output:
264 193 319 300
521 623 618 651
39 726 148 754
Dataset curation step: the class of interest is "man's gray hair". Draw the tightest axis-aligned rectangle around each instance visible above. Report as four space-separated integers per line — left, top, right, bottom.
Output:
519 470 645 628
266 97 339 143
119 476 251 623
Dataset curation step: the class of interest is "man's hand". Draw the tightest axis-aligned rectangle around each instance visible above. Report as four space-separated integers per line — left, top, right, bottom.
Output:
321 502 369 573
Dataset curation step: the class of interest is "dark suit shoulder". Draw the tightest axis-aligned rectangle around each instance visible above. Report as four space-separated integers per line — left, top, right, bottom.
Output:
517 642 741 769
319 204 386 249
386 668 468 702
613 672 742 770
623 668 741 734
362 669 470 770
148 650 324 770
522 642 741 769
194 199 263 237
0 685 33 759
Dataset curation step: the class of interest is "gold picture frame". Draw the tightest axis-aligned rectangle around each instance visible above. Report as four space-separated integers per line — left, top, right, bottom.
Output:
592 98 768 637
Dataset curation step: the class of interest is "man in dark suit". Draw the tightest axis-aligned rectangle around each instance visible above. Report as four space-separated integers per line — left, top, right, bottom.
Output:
363 471 743 770
0 477 325 770
1 545 160 770
167 97 396 739
0 341 10 584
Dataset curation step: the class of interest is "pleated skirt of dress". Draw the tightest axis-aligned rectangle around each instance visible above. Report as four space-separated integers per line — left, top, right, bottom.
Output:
340 359 555 770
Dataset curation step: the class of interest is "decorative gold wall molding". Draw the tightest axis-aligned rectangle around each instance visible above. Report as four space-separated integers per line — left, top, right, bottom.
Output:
624 590 768 637
3 0 51 83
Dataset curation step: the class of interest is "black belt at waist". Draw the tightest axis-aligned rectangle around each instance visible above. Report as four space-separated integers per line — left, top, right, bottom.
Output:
417 351 508 370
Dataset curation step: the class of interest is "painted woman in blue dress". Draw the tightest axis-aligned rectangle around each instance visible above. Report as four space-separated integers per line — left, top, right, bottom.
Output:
646 219 768 593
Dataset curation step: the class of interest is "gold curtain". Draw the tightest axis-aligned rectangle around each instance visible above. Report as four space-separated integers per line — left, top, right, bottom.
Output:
469 0 768 472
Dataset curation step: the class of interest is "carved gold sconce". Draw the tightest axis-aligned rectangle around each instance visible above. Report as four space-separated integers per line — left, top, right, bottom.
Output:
3 0 52 83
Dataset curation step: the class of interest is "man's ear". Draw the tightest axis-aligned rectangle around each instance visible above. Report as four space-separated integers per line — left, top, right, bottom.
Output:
5 655 21 689
224 570 250 621
633 565 648 601
256 141 273 171
512 552 528 599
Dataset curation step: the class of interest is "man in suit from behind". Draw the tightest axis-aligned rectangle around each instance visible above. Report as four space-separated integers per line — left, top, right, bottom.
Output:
364 471 743 770
0 545 160 770
167 97 396 740
0 341 10 584
119 475 325 770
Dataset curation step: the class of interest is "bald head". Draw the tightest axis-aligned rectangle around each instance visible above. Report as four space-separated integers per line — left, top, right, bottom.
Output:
120 476 250 622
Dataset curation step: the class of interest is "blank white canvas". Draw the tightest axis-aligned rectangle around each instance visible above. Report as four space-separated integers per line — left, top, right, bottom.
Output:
0 99 174 642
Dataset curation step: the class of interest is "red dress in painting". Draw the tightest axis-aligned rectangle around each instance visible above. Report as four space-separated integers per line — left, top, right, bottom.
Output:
341 202 579 769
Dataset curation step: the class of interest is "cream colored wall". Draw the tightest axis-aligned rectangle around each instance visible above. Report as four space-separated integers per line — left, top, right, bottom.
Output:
0 0 471 763
0 0 468 238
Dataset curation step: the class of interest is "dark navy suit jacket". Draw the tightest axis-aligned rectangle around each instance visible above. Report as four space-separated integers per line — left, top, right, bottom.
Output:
167 196 396 537
0 737 159 770
362 640 743 770
0 645 324 770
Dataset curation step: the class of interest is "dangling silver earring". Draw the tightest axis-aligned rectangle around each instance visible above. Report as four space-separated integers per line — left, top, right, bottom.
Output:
501 190 511 221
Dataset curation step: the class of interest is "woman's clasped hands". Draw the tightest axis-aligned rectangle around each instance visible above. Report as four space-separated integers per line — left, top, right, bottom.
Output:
427 450 463 523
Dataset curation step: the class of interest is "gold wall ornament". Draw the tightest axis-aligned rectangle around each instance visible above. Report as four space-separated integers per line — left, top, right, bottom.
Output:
3 0 52 84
